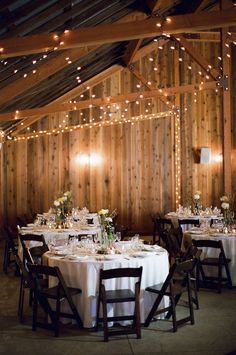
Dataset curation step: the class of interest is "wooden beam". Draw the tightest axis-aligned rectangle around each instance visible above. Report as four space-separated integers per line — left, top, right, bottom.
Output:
9 64 123 136
145 0 161 13
221 28 232 194
13 111 174 141
123 39 143 66
0 9 236 58
176 34 221 80
173 49 181 208
0 81 218 123
127 64 173 109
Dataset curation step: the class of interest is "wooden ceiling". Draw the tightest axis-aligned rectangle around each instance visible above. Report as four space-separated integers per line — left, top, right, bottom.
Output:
0 0 235 136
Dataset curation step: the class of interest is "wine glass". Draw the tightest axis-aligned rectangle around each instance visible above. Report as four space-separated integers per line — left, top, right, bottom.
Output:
115 232 121 242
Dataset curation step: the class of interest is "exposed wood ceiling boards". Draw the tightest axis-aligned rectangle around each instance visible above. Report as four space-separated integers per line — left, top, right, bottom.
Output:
0 8 235 58
0 81 218 122
0 9 145 112
0 0 16 12
0 42 127 113
0 0 68 35
176 34 221 80
1 0 72 38
0 46 98 106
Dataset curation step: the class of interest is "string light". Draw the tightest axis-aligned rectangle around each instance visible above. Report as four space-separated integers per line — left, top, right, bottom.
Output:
12 111 174 142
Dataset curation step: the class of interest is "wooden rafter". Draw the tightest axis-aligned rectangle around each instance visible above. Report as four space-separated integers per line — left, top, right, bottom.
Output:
0 81 218 123
10 39 167 135
123 39 143 66
145 0 161 13
0 9 235 58
9 64 123 136
14 111 174 141
176 34 221 80
222 28 232 194
127 64 173 109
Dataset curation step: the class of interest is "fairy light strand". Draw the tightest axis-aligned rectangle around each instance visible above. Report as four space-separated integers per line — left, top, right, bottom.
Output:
12 111 174 142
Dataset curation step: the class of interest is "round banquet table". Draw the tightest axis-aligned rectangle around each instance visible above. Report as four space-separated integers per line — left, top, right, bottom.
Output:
43 246 169 328
183 230 236 286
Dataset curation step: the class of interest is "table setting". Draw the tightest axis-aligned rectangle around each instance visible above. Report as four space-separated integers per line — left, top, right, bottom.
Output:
183 223 236 286
44 237 169 328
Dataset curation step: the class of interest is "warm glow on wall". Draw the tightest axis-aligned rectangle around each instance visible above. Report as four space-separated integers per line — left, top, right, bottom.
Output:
75 152 103 166
213 153 223 163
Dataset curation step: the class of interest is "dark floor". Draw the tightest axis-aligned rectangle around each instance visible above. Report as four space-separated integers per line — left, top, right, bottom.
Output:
0 240 236 355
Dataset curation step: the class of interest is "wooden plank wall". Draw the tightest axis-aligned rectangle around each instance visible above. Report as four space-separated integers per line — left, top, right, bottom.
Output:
1 40 234 232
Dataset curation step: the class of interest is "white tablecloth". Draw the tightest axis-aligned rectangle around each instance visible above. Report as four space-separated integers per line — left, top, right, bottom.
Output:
44 247 169 328
18 224 101 259
183 231 236 286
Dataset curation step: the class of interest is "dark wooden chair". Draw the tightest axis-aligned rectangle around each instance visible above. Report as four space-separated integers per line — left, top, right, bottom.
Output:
178 219 200 227
151 214 174 245
3 225 19 275
19 234 49 265
18 234 49 321
14 253 36 322
192 239 232 293
27 264 83 336
173 246 202 310
96 266 143 342
144 259 197 331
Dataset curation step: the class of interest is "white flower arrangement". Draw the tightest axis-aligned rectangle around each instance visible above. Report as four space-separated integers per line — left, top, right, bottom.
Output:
98 208 117 239
53 191 72 222
220 194 235 225
193 190 201 201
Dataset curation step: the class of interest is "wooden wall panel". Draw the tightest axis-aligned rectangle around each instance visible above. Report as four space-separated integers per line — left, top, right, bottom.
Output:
1 40 234 232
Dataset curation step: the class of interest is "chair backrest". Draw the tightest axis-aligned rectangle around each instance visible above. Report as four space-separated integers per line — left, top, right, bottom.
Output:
178 219 200 226
27 263 64 291
192 239 226 259
100 266 143 281
99 267 143 294
14 253 33 287
3 225 18 255
19 234 49 264
162 258 197 294
160 227 183 260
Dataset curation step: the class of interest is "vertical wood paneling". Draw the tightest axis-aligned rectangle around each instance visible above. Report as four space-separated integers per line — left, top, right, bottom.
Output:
1 40 233 231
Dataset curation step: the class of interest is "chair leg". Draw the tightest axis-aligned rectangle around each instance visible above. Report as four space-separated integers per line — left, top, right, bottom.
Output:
95 295 101 332
144 292 163 327
191 277 199 310
224 261 233 289
32 296 38 331
170 295 177 332
101 297 108 342
218 262 222 294
3 241 9 274
55 299 60 337
134 296 141 339
187 277 194 325
18 276 25 322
